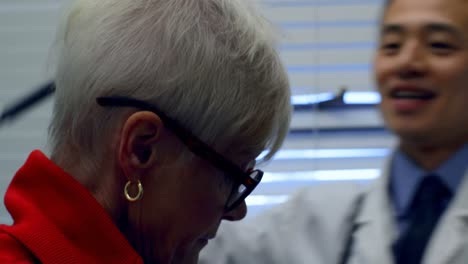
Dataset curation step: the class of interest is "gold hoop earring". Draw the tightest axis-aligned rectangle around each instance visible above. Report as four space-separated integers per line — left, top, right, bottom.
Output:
124 180 144 202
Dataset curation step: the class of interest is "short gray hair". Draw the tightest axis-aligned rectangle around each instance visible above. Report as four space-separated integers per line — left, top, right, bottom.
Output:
49 0 291 171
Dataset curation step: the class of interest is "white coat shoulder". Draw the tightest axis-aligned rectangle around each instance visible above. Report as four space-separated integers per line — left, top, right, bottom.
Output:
199 182 371 264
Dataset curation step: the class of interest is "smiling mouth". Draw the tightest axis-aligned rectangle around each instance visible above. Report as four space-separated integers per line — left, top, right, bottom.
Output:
390 90 436 100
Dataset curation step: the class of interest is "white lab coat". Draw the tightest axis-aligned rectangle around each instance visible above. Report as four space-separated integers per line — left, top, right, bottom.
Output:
199 161 468 264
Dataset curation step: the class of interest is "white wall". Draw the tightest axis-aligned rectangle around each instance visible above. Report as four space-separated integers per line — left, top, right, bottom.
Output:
0 0 394 223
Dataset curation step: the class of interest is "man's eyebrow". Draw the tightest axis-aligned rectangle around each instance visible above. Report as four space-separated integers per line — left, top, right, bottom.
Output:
380 22 463 39
424 23 463 39
380 24 404 35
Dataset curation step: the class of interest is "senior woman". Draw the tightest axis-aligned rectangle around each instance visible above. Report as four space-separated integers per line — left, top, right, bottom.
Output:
0 0 291 263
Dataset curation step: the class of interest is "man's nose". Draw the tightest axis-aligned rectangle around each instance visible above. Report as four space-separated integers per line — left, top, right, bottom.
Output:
396 41 428 79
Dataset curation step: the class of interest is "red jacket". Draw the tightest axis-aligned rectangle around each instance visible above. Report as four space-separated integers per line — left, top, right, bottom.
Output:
0 151 143 264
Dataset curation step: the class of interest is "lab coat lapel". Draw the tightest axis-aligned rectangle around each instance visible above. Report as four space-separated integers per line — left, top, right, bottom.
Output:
424 169 468 264
351 164 396 264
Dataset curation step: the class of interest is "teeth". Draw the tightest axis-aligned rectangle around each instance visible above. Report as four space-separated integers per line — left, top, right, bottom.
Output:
396 91 422 96
392 90 434 99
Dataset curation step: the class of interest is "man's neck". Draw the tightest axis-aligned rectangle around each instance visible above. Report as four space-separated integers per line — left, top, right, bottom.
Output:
399 141 467 171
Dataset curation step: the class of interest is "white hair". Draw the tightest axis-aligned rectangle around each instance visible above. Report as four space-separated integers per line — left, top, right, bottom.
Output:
49 0 291 171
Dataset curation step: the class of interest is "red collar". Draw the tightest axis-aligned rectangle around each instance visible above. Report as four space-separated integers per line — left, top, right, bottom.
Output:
3 150 143 264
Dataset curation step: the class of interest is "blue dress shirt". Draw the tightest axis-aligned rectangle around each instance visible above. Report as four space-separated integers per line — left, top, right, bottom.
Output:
390 143 468 234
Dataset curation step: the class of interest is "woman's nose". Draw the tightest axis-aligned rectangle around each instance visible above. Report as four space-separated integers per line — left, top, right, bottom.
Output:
223 201 247 221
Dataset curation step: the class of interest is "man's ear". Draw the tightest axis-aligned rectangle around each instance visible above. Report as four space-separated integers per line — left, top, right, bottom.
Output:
118 111 163 178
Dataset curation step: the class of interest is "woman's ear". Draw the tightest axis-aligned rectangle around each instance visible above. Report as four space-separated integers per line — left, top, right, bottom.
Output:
118 111 164 179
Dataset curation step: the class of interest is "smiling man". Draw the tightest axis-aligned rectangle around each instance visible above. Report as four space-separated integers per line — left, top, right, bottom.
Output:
376 0 468 171
199 0 468 263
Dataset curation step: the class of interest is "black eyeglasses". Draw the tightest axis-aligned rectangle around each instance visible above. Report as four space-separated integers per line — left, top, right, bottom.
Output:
97 96 263 212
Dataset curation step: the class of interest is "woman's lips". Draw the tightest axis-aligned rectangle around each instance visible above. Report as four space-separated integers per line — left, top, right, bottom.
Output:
196 238 209 249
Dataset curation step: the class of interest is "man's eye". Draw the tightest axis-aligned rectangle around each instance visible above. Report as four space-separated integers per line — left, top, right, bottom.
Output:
430 42 454 50
382 43 401 50
380 42 401 55
430 42 457 55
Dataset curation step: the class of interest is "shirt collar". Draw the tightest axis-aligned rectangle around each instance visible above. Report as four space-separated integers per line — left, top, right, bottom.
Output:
391 144 468 217
3 150 143 264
